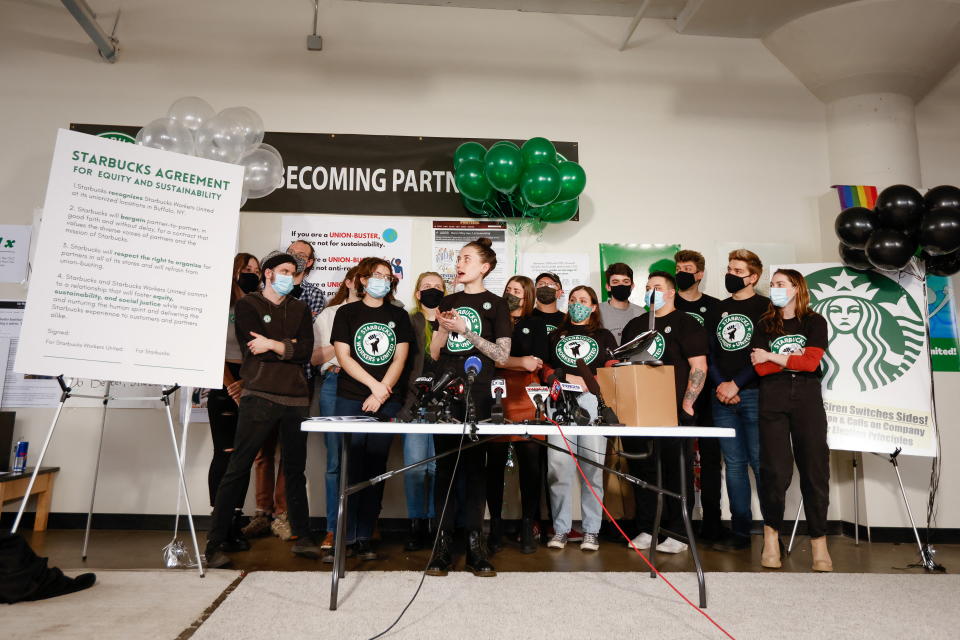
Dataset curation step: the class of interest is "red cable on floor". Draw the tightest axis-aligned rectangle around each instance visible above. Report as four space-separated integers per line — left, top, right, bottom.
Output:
549 418 736 640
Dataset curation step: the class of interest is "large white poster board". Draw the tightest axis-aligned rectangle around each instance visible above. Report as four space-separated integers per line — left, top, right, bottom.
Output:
15 129 243 389
432 220 510 295
778 263 936 457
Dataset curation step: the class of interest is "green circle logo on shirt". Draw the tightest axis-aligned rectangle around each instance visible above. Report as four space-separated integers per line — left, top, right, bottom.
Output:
354 322 396 366
446 306 482 353
686 312 705 326
647 333 666 359
555 335 599 367
716 314 752 351
546 324 557 335
770 334 806 355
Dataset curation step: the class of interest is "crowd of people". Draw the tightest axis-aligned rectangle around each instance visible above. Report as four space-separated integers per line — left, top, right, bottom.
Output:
202 238 833 575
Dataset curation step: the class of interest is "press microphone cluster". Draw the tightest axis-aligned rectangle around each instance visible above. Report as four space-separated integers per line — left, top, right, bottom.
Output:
547 368 591 426
575 358 622 426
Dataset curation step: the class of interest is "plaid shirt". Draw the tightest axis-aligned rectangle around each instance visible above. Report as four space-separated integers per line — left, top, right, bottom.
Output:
297 280 326 380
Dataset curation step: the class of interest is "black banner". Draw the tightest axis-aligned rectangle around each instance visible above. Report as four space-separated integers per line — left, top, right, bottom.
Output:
70 124 578 219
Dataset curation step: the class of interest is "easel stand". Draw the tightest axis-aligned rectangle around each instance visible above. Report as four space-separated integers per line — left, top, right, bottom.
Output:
9 376 205 577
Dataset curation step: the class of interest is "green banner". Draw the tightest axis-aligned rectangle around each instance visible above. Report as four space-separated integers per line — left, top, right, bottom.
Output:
928 275 960 372
598 243 680 304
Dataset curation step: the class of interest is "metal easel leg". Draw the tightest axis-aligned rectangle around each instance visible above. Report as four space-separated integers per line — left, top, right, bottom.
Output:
678 444 707 608
330 432 351 611
853 454 860 546
82 381 111 560
648 439 663 579
886 448 942 571
786 497 803 555
162 386 204 577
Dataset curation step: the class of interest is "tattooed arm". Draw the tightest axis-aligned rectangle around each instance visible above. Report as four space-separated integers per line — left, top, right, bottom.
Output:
682 355 708 416
465 332 511 365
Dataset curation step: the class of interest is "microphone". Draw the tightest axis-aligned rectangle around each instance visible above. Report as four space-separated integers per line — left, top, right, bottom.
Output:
490 378 506 424
464 355 482 385
575 358 621 426
430 369 457 396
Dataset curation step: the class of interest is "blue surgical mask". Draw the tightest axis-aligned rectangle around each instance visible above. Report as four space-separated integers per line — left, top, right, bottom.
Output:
366 277 391 299
770 287 792 308
271 273 294 296
569 302 592 323
644 289 666 311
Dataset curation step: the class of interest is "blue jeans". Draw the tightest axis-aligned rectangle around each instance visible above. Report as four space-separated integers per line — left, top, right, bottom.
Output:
319 372 341 533
403 434 436 519
712 388 761 537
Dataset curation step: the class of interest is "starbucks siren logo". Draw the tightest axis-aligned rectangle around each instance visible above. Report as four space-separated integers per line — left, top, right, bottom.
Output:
97 131 136 144
555 335 599 367
770 334 806 355
446 306 482 353
686 312 705 326
807 267 923 391
647 333 666 359
716 314 753 351
354 322 396 366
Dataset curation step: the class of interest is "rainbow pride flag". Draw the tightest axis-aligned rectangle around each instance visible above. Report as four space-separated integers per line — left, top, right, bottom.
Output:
832 184 878 210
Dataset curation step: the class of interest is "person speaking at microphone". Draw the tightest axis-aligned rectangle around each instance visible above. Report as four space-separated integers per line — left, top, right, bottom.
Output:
330 258 413 561
621 271 708 554
486 276 549 555
428 238 512 577
543 286 618 552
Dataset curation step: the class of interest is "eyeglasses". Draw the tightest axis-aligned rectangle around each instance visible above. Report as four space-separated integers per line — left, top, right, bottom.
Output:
369 273 392 281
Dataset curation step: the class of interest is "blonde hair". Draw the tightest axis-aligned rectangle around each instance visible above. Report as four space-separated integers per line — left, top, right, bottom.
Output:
728 248 763 278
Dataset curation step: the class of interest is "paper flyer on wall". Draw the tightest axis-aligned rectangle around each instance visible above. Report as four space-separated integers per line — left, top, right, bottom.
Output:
432 220 509 294
519 253 590 312
0 224 31 284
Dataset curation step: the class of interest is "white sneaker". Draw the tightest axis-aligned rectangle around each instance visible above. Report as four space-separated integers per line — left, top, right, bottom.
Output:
547 532 568 549
580 533 600 551
630 532 652 550
656 537 689 554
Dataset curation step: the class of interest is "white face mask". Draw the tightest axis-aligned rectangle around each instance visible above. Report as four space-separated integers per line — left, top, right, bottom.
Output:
770 287 792 308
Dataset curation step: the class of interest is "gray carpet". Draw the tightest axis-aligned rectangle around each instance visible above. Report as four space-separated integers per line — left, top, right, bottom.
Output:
193 571 960 640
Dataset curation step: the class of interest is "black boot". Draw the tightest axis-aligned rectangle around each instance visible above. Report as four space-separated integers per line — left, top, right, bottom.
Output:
222 510 250 552
405 518 429 552
426 530 452 577
465 530 496 577
520 518 537 554
487 518 503 554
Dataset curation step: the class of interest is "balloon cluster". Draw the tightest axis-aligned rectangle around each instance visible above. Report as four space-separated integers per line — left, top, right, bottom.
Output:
835 185 960 276
136 97 284 206
453 137 586 228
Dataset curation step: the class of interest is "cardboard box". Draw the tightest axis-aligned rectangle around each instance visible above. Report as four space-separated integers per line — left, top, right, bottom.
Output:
597 365 677 427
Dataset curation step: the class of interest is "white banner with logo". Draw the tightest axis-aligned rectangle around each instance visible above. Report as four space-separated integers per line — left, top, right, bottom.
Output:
777 263 936 457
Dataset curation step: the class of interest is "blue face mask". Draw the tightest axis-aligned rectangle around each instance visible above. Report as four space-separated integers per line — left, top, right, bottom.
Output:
366 277 391 299
644 289 666 311
770 287 792 308
271 273 294 296
569 302 592 323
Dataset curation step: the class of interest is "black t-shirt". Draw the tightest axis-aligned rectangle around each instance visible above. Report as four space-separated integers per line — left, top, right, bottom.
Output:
437 290 512 384
548 325 618 375
509 315 550 360
532 308 565 336
330 300 414 402
674 293 721 328
623 309 708 407
706 294 770 388
751 313 828 375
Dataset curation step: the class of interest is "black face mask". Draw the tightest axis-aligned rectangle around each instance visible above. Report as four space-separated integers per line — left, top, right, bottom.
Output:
504 293 522 311
609 284 632 302
675 271 697 291
535 286 557 304
237 272 260 294
419 288 443 309
290 283 304 299
725 273 751 294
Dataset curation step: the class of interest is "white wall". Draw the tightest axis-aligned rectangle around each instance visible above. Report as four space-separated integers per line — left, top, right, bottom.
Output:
3 0 949 528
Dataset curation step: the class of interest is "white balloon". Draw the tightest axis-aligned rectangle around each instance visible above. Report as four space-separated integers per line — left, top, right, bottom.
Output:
240 146 284 199
167 96 215 132
136 117 195 155
218 106 264 153
195 113 248 164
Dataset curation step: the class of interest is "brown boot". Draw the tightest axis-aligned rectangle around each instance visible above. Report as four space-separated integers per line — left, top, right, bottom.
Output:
761 525 781 569
810 536 833 572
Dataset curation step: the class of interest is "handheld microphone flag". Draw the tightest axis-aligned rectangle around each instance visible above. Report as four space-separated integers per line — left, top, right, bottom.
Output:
464 355 482 384
490 378 507 399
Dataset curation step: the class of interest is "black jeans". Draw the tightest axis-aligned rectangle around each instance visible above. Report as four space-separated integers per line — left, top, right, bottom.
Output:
622 436 694 540
433 392 491 533
759 374 830 538
486 440 542 521
208 395 309 546
206 385 243 509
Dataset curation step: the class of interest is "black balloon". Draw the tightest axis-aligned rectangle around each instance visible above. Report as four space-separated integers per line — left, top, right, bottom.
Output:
925 250 960 276
838 243 872 271
835 207 876 249
865 228 917 271
919 206 960 256
875 184 925 232
924 185 960 211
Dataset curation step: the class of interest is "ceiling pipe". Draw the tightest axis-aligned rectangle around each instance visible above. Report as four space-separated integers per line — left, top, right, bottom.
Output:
60 0 118 63
619 0 653 51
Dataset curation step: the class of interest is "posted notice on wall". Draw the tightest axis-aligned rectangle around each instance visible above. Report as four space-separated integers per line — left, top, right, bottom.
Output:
777 264 936 457
519 253 590 312
0 225 32 284
280 214 413 304
432 220 510 294
15 129 243 389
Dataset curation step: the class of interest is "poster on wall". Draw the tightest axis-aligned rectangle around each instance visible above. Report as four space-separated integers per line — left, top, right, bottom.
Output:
0 225 31 284
777 264 936 457
519 253 591 312
15 129 243 389
598 244 679 306
280 214 413 305
927 275 960 372
432 220 510 295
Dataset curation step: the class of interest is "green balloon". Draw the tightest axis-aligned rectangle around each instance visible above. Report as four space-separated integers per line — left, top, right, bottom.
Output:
453 141 486 169
461 196 490 217
520 163 561 207
556 161 586 202
537 198 579 223
521 137 558 167
455 159 492 201
490 140 520 151
484 143 524 194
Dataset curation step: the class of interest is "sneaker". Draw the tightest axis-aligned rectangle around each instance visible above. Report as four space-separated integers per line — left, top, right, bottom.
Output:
241 513 272 539
712 532 751 552
580 533 600 551
566 529 584 542
204 543 232 568
320 531 335 550
291 536 320 559
355 539 377 561
546 532 568 549
271 512 293 541
322 551 335 565
630 532 653 550
656 537 689 554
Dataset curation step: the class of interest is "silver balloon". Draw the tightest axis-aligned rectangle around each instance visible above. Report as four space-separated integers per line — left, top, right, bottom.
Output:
167 96 215 133
218 106 264 152
240 145 284 199
195 113 248 164
136 117 195 155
